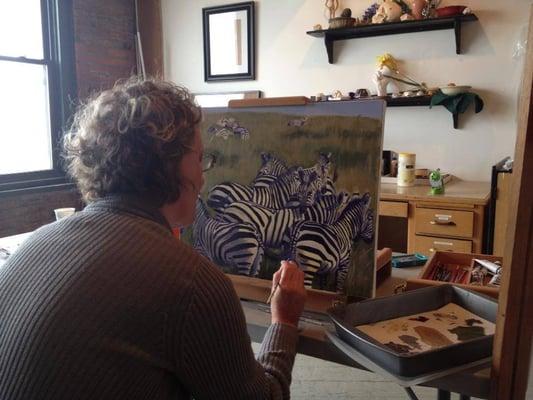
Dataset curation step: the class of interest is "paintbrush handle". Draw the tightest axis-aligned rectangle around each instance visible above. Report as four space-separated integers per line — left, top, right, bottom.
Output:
266 282 280 304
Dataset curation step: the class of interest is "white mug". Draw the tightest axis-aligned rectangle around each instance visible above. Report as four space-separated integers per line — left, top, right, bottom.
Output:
54 207 76 221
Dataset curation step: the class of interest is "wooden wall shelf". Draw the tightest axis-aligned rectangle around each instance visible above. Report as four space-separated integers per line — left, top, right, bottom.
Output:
333 96 461 129
307 14 478 64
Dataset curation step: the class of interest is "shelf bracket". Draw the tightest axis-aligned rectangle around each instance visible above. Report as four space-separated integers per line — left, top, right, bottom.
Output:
324 36 334 64
454 19 462 54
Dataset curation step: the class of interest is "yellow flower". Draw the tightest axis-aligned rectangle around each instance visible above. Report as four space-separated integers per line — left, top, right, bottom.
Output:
376 53 398 71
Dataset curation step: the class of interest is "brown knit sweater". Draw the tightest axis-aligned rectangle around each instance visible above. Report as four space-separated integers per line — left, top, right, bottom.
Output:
0 196 299 399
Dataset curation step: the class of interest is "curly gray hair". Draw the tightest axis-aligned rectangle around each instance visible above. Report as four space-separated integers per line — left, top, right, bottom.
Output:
63 76 201 205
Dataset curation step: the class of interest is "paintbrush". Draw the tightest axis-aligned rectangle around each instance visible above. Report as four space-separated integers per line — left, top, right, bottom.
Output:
266 282 280 305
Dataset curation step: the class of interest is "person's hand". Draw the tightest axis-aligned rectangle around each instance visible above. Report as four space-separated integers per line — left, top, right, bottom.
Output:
270 260 306 328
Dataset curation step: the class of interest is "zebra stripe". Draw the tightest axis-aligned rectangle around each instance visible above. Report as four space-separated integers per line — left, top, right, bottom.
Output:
283 192 374 291
207 166 320 212
193 198 264 276
219 192 350 250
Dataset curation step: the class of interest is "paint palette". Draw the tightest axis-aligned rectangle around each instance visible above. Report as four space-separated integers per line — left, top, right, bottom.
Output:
357 303 495 355
328 285 497 377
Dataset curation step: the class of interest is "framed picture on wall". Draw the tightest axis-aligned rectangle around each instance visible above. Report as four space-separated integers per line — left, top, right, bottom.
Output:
202 2 255 82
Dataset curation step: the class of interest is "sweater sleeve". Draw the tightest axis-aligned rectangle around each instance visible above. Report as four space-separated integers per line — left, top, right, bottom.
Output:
175 258 299 400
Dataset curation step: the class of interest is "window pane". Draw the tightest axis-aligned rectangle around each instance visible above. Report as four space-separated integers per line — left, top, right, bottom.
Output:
0 61 52 175
0 1 43 59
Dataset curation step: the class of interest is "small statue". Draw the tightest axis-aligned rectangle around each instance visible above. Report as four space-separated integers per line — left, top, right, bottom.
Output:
429 168 445 195
373 53 400 97
324 0 339 19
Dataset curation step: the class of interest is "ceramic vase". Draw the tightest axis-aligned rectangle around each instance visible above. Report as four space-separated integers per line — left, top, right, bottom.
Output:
410 0 427 19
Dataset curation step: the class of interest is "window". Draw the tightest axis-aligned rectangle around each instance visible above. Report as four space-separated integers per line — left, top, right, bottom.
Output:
0 0 76 193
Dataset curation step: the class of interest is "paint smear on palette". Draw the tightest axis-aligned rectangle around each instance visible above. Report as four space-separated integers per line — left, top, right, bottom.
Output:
399 335 422 350
465 318 483 326
384 342 412 354
409 316 429 323
449 326 486 341
355 303 495 355
414 326 453 347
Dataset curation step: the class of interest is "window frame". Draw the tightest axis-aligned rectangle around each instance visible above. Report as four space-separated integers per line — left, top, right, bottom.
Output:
0 0 77 195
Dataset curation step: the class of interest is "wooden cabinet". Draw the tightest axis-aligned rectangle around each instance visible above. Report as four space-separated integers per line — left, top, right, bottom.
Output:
378 180 490 256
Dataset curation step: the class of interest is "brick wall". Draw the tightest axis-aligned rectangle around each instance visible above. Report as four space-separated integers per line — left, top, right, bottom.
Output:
0 0 136 237
73 0 136 100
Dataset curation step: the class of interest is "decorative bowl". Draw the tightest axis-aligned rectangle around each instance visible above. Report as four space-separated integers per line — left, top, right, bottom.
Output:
328 17 356 29
439 85 472 95
436 6 467 17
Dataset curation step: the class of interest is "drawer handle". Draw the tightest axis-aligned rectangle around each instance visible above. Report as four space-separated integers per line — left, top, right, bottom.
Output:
430 248 454 252
430 214 455 225
430 219 456 226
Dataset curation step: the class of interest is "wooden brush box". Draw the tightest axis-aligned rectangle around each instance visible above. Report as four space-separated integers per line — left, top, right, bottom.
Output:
406 251 502 299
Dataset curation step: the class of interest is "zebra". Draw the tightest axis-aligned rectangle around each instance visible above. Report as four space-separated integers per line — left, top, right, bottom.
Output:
287 116 308 127
298 152 337 196
282 192 374 291
207 166 319 212
251 152 289 188
207 117 249 141
219 191 350 251
193 198 264 276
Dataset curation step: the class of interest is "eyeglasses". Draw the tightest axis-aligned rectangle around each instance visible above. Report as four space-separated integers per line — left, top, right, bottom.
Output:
182 145 216 172
201 153 216 172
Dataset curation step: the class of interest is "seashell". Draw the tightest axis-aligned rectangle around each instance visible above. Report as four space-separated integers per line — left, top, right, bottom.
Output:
341 8 352 18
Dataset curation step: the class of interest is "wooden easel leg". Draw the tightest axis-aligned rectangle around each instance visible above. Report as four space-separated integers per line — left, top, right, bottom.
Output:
437 389 451 400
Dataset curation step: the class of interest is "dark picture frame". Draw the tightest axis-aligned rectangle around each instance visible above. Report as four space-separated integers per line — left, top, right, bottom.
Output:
202 2 255 82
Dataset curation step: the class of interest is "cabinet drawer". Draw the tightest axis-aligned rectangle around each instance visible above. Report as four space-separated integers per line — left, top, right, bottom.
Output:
379 201 408 218
415 208 474 238
413 235 472 256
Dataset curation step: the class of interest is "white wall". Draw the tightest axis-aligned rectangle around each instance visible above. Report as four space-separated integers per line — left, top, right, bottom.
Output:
162 0 531 181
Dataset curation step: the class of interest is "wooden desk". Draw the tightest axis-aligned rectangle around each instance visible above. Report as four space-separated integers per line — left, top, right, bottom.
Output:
379 180 491 256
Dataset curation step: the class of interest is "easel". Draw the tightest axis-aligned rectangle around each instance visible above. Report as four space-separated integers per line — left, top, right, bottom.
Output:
220 95 490 399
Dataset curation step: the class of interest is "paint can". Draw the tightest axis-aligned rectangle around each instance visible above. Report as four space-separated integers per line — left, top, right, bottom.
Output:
397 153 416 187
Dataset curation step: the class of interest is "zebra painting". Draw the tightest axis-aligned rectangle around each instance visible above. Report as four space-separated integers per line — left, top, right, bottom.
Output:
193 198 264 276
282 192 374 291
197 100 384 298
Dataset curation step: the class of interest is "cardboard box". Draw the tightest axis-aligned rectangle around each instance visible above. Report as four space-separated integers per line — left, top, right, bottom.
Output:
406 251 502 299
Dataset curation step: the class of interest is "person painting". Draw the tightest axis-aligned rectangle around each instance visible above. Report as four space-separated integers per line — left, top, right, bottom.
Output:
0 77 306 399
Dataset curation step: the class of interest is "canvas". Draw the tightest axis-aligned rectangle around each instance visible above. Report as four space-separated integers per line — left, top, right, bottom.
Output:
185 100 385 298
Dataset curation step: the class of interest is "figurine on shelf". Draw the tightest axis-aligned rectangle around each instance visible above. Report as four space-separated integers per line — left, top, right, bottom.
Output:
422 0 442 18
429 168 445 195
372 0 403 23
361 3 380 24
373 53 429 97
409 0 428 19
373 53 400 97
324 0 339 20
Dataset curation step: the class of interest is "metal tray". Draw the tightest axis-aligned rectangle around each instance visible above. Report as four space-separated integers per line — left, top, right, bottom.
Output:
328 285 497 377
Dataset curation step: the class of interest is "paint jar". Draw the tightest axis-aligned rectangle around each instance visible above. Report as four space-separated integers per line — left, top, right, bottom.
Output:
397 153 416 187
